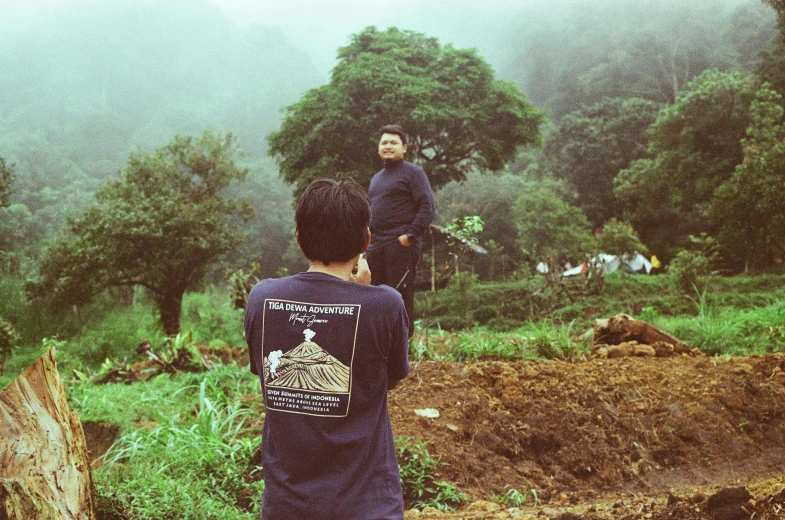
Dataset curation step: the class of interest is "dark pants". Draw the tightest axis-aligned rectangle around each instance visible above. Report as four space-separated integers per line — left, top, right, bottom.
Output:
366 241 419 338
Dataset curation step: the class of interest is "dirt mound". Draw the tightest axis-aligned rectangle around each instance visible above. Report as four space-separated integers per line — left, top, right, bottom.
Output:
390 353 785 518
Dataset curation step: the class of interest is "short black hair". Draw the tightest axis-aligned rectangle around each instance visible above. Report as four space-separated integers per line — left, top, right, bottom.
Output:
295 178 370 265
378 124 407 145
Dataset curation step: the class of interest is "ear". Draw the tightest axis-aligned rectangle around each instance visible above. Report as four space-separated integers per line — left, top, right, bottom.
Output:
362 228 371 252
296 231 302 251
402 143 408 154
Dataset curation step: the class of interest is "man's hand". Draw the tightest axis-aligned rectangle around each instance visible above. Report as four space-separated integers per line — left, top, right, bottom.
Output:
350 256 371 284
398 234 412 247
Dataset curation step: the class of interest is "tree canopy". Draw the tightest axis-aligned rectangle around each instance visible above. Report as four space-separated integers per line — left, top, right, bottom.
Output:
614 69 758 257
710 86 785 270
540 97 661 227
29 133 249 335
268 26 544 194
513 184 596 265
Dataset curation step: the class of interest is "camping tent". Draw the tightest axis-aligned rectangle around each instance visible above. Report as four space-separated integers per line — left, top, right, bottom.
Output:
561 253 653 277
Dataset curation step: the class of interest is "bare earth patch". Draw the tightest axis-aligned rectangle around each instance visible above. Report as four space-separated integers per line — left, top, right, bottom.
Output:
388 353 785 519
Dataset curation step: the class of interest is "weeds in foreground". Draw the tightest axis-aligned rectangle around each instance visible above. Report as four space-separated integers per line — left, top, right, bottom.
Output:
97 378 262 519
396 436 468 512
490 485 539 508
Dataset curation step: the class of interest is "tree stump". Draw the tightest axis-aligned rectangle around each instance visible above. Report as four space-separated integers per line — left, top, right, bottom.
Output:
0 347 96 519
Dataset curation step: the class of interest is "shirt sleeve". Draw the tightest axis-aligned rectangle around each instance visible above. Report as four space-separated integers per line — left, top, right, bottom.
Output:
244 282 267 377
406 166 435 239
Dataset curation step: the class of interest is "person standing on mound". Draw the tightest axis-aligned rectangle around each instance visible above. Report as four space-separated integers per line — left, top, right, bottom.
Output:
365 124 435 338
244 178 410 520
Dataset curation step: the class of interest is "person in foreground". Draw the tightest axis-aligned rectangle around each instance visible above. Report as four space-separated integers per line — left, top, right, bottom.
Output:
366 124 435 338
244 178 410 520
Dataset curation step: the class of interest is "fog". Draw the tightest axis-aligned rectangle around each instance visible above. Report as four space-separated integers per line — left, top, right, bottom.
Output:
0 0 774 165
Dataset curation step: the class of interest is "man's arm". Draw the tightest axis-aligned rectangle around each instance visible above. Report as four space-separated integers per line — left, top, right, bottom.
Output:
404 166 435 242
388 378 402 390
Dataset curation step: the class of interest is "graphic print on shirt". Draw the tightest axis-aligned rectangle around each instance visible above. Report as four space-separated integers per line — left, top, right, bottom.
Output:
261 299 359 417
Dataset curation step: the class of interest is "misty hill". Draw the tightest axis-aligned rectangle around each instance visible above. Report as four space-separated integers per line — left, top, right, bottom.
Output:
0 0 319 182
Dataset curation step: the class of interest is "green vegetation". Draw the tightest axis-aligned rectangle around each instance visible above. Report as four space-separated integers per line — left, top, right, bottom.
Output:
28 133 250 336
0 270 781 516
414 272 785 360
2 2 785 516
74 368 264 520
268 26 544 194
396 437 468 512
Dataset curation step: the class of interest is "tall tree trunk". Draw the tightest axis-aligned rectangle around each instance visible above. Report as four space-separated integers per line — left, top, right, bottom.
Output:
158 290 183 336
0 348 96 519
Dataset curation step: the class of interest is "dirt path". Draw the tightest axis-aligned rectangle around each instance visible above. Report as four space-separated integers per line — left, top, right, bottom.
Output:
390 353 785 519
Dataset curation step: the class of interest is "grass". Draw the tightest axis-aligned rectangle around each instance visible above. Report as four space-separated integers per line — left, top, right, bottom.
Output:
652 299 785 356
411 320 591 362
74 366 263 519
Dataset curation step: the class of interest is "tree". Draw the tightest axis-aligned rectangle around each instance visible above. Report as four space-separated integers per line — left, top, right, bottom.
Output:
596 218 648 258
268 26 543 194
512 184 596 266
615 69 757 257
436 172 532 278
29 133 249 335
539 97 661 226
710 85 785 270
0 157 14 208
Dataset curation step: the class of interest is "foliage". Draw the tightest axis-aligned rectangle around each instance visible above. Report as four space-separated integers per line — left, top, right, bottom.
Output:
615 69 759 258
0 157 14 208
513 184 596 266
539 97 660 226
508 0 755 119
596 218 649 258
436 172 531 278
668 233 720 294
268 26 543 195
656 299 785 356
710 85 785 271
444 216 484 275
219 163 299 282
226 263 262 310
395 437 467 512
94 376 262 519
418 321 589 362
0 317 20 377
29 132 250 335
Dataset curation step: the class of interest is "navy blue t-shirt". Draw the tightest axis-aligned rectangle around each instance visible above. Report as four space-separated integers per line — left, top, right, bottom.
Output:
244 271 410 520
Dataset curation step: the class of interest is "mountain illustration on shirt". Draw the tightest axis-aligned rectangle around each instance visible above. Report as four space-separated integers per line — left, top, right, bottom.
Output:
263 329 350 392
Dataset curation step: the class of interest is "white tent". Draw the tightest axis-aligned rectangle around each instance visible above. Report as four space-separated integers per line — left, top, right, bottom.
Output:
561 252 653 277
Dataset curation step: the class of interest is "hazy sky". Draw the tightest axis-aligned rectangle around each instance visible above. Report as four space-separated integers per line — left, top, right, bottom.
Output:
1 0 539 78
205 0 537 74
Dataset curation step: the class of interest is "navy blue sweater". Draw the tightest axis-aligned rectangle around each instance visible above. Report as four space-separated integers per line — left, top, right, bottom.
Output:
367 160 435 252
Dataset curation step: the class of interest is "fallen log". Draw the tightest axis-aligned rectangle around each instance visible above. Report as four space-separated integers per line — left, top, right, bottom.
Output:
592 314 697 358
0 348 96 519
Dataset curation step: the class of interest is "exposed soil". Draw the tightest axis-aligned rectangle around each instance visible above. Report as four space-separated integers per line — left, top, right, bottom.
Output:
390 353 785 519
82 340 785 519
